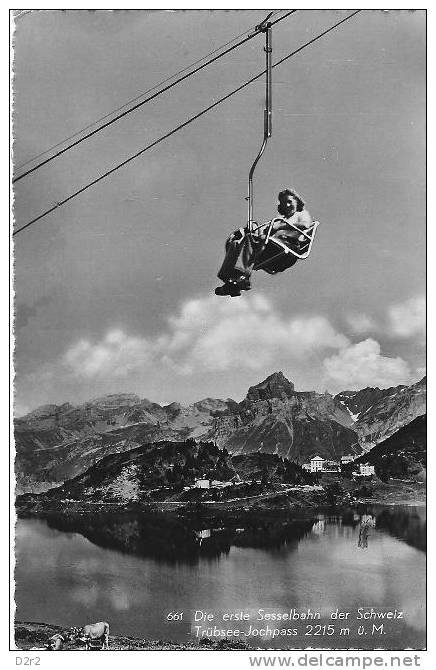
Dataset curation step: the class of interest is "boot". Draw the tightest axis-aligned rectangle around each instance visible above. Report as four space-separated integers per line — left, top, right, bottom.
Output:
215 282 241 297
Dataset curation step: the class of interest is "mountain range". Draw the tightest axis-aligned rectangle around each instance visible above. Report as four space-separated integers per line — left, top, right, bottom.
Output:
14 372 426 493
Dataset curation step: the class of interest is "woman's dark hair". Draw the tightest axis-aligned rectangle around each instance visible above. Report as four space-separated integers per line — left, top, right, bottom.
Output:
277 188 305 215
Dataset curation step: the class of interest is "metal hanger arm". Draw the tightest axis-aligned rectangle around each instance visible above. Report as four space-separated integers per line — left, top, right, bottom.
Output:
247 22 272 233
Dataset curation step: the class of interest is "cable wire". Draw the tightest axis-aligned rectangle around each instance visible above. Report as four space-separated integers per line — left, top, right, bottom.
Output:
13 10 295 184
15 10 283 173
13 10 361 237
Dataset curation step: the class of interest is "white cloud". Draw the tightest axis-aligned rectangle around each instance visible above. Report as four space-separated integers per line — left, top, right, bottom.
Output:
58 295 350 384
63 329 154 379
23 293 421 407
346 313 377 335
162 294 349 373
345 296 426 340
323 338 413 390
388 295 425 338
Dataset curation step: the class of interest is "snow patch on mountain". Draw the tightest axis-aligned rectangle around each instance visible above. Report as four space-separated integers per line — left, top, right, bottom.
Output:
339 400 360 422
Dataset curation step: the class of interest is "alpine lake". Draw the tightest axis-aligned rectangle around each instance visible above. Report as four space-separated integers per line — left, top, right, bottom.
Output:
15 504 426 650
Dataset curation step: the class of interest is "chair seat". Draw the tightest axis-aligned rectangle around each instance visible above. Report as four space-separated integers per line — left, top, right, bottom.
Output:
252 219 320 274
253 238 299 274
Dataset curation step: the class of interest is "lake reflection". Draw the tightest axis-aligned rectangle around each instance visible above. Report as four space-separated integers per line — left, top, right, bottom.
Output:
15 506 426 650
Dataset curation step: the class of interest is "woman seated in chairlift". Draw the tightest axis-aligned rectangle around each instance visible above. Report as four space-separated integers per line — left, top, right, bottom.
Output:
215 188 313 297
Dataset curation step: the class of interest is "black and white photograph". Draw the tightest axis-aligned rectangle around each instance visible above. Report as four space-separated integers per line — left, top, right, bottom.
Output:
11 7 426 658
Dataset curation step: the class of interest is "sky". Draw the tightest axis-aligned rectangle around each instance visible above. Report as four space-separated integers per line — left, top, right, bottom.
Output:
12 9 426 416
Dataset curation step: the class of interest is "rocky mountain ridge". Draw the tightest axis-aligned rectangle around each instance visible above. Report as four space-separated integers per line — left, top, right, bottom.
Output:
335 376 426 447
353 414 426 481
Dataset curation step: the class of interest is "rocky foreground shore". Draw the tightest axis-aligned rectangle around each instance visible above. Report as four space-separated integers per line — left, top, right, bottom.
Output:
14 621 250 651
15 621 255 651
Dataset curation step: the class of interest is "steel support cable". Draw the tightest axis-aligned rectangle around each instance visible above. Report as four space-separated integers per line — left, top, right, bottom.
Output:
13 10 361 237
13 10 296 183
15 11 283 173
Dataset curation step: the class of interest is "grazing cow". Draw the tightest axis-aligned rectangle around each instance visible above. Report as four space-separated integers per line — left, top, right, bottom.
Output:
70 622 110 650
